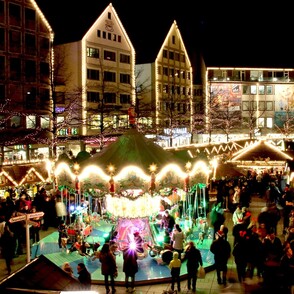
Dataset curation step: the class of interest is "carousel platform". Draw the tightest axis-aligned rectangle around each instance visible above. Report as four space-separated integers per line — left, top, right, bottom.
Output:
31 219 215 285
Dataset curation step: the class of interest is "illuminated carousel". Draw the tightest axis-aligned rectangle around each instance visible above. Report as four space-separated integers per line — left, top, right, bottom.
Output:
41 128 215 284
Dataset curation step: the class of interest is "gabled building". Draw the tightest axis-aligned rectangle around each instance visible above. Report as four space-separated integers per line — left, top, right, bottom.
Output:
0 0 54 163
51 3 135 153
136 21 193 147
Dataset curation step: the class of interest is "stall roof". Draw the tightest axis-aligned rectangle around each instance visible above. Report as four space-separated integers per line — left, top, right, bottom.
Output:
230 140 293 162
0 255 82 293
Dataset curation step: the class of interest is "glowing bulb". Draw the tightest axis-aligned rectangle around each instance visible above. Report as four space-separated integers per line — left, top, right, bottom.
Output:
129 242 136 250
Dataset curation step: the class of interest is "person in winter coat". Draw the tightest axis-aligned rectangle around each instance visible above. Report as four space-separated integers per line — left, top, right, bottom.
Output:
182 241 203 292
168 251 182 292
232 232 248 283
77 262 91 290
99 243 117 294
122 245 138 292
1 223 16 275
210 230 231 285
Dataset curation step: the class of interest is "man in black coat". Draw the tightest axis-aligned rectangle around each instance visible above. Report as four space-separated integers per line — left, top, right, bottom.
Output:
210 230 231 285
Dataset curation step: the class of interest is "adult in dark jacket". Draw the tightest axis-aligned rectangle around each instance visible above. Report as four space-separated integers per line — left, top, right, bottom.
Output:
1 223 16 275
77 262 91 290
210 230 231 285
99 243 117 294
122 246 138 292
183 241 203 292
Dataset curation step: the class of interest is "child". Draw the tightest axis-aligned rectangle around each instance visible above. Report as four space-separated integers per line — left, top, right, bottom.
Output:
57 220 68 249
168 251 181 292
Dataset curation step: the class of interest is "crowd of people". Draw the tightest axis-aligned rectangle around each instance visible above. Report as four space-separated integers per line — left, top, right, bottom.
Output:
2 167 294 293
210 169 294 293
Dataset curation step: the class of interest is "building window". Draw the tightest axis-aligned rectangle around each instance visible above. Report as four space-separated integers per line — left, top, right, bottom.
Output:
163 50 168 58
0 28 4 51
104 50 116 61
89 114 100 129
0 84 5 103
118 35 121 42
41 116 49 129
163 67 168 76
10 57 21 81
266 85 273 95
9 3 20 26
169 51 174 60
104 71 116 82
172 35 175 44
40 88 50 109
55 92 65 104
257 117 265 127
258 85 265 95
0 1 4 23
26 115 36 128
25 60 36 82
25 34 36 55
267 117 273 128
250 85 257 95
87 47 99 58
108 32 111 40
120 94 130 104
120 73 130 84
26 88 36 109
40 62 49 83
242 101 249 111
0 56 5 80
97 30 101 37
87 91 100 103
104 92 116 103
242 85 250 94
11 116 21 128
103 31 106 39
120 54 130 64
87 69 99 80
40 37 49 56
25 8 35 30
9 30 21 53
108 12 111 19
266 101 273 111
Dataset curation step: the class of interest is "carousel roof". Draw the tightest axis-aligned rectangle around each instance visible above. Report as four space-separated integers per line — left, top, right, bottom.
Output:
230 140 293 162
81 128 187 173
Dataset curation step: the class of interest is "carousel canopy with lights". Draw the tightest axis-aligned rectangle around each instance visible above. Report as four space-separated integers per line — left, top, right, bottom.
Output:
54 129 211 218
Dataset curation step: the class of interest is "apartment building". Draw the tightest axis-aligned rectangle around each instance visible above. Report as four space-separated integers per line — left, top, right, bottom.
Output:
51 3 135 154
136 21 194 147
0 0 53 162
201 62 294 144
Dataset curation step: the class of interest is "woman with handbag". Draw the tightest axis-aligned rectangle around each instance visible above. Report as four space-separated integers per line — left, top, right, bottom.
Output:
182 241 203 292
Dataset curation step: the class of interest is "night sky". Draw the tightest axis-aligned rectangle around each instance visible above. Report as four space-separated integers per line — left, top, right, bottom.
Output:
36 0 294 68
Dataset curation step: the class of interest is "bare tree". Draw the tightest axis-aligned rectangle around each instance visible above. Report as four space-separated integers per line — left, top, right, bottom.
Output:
275 103 294 138
133 66 153 133
241 93 267 139
156 74 192 147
